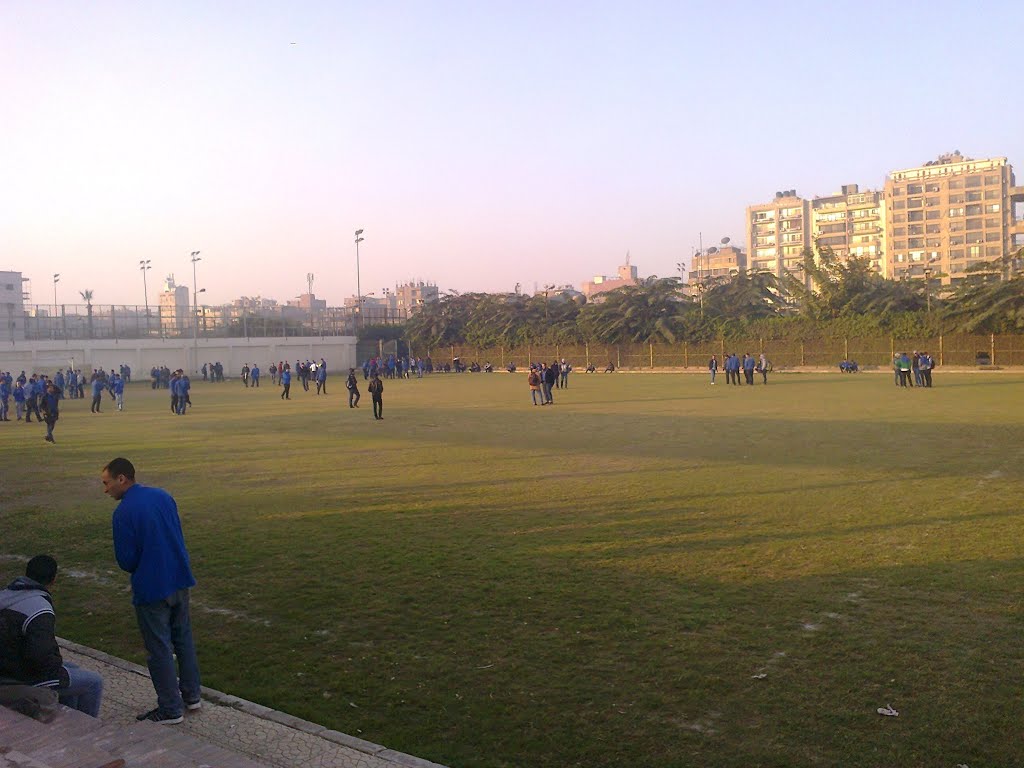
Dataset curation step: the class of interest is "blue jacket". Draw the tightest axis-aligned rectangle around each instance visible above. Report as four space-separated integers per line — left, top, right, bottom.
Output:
91 379 104 397
281 370 291 385
112 484 196 605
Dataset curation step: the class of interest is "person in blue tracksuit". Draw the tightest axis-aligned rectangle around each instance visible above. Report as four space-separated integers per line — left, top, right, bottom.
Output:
280 365 291 400
113 374 125 411
174 374 190 415
743 353 756 385
316 359 327 395
250 364 260 388
0 377 9 421
91 375 105 413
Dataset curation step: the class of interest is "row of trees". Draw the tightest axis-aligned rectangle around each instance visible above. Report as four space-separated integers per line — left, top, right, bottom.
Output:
402 249 1024 349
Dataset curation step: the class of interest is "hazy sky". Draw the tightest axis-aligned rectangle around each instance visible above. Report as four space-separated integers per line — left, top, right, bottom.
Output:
3 1 1022 307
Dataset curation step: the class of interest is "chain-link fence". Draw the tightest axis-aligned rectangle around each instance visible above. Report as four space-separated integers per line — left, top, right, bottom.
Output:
409 335 1024 369
11 303 411 341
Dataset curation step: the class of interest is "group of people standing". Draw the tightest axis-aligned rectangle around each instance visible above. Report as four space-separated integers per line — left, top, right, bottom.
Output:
526 359 570 405
709 353 771 385
0 370 62 442
893 351 935 388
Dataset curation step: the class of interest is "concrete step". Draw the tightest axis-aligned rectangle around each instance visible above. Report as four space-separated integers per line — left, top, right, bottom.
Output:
1 705 269 768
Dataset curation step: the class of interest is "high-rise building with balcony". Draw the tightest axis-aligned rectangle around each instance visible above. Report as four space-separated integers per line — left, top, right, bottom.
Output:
159 274 190 333
746 190 811 281
884 152 1021 284
811 184 888 276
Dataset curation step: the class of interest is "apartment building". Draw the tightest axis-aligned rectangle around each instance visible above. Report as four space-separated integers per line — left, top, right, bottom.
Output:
811 185 888 277
746 190 811 281
687 239 747 292
0 270 27 342
884 152 1023 284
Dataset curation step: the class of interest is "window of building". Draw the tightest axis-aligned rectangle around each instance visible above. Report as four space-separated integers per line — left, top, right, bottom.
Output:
985 189 1001 200
987 246 1002 256
894 240 907 250
985 217 1000 228
926 182 940 193
909 238 925 248
893 213 907 223
907 183 923 194
892 187 905 196
966 191 983 202
965 204 982 216
910 251 924 261
948 207 964 217
926 224 941 234
950 249 964 260
986 203 1000 213
893 200 906 210
984 174 1000 184
893 227 906 237
966 218 983 230
926 210 941 220
909 225 924 235
927 238 942 248
966 176 982 188
907 197 923 209
949 179 965 189
969 245 982 258
950 235 965 245
986 231 1001 242
949 193 965 204
908 210 924 222
896 253 905 263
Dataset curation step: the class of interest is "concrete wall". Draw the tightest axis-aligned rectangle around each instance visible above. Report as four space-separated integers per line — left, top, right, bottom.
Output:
0 336 357 378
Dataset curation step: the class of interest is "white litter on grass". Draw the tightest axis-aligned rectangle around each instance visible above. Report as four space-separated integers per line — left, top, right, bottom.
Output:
876 704 899 717
802 622 821 632
751 673 768 679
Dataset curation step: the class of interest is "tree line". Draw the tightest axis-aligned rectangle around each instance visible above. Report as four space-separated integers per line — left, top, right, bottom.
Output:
399 249 1024 350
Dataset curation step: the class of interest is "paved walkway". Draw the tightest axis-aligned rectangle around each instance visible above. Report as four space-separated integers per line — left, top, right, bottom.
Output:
58 639 447 768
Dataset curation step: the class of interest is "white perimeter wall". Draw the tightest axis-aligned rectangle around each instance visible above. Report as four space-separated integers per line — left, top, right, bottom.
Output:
0 337 357 378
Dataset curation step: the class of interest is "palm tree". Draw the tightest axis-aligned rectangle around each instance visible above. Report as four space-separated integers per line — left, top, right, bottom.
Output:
79 289 94 338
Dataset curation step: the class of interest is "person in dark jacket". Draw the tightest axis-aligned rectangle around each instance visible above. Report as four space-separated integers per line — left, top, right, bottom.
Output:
542 363 556 404
40 382 61 443
102 458 201 725
346 368 360 408
0 555 104 716
368 373 384 419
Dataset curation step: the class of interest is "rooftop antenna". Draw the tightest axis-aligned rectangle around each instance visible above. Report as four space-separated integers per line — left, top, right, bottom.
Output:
306 272 314 295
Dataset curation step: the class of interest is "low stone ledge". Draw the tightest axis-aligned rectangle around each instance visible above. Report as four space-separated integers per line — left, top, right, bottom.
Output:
320 729 388 755
378 749 450 768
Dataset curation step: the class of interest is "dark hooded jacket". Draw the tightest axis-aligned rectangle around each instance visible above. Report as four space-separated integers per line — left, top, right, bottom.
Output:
0 576 69 687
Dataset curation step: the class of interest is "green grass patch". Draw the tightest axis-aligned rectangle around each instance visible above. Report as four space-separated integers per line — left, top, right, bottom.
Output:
2 372 1023 767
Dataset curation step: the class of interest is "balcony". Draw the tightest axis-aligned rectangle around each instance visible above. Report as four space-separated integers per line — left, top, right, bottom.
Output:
1011 186 1024 203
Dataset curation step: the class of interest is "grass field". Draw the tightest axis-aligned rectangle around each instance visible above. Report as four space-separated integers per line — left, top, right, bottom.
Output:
2 370 1023 767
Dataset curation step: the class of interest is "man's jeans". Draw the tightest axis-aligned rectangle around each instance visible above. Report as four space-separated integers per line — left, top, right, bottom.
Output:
60 662 103 717
135 589 201 717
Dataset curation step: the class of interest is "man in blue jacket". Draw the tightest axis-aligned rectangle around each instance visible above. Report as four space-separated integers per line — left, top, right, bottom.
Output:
102 457 201 725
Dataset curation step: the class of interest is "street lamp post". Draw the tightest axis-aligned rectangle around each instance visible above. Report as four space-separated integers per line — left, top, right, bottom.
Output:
52 274 60 338
923 258 937 315
139 259 151 335
354 230 364 330
190 251 201 372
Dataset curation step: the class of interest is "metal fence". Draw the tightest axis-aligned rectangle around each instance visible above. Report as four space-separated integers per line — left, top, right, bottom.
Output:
415 335 1024 369
11 303 405 341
